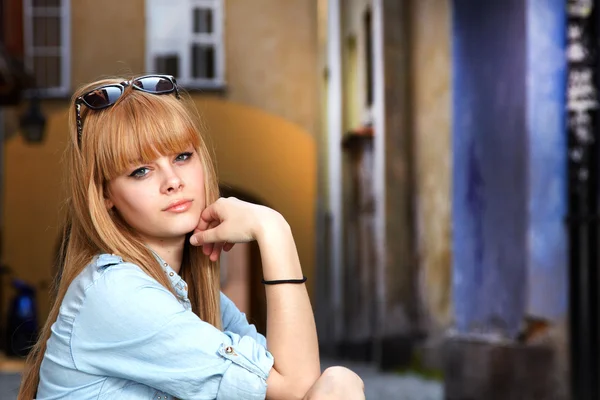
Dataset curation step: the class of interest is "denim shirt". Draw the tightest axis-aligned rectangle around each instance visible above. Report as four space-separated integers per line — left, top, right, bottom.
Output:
36 253 274 400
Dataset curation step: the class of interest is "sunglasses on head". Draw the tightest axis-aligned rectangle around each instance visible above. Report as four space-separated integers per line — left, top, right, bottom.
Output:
75 74 180 142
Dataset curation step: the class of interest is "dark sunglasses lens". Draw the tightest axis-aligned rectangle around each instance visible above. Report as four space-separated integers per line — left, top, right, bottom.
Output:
83 86 123 109
133 76 174 93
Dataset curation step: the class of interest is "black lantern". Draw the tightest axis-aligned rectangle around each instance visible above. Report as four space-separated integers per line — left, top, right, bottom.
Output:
19 95 46 143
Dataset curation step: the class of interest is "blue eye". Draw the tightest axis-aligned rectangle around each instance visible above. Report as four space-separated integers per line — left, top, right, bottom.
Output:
175 152 193 162
129 167 149 178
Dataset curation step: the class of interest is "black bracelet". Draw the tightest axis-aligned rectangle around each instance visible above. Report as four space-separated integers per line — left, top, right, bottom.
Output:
261 276 307 285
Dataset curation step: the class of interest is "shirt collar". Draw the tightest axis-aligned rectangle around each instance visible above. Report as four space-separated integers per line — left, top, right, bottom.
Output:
95 251 190 302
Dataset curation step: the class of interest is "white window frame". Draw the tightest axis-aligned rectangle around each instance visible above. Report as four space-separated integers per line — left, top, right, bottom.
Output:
145 0 225 89
22 0 71 97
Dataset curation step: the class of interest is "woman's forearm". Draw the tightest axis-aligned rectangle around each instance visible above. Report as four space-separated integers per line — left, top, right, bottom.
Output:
256 215 320 398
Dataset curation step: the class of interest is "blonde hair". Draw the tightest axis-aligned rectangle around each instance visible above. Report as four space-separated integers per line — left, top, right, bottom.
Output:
18 78 221 399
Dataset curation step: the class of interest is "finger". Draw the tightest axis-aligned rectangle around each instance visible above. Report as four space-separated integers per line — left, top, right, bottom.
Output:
223 242 235 252
196 203 217 232
204 220 221 253
210 242 224 261
191 220 222 246
202 242 214 255
199 199 226 227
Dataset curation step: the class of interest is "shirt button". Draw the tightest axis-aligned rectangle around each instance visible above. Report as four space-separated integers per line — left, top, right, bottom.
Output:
225 346 234 354
169 272 174 277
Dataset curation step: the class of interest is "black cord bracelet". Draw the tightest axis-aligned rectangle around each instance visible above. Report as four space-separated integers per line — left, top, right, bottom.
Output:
261 276 307 285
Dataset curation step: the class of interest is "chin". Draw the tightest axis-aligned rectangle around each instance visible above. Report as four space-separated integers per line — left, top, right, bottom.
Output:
173 218 201 235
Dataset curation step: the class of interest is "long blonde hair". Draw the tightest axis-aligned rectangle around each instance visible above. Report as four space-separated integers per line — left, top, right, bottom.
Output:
18 77 221 399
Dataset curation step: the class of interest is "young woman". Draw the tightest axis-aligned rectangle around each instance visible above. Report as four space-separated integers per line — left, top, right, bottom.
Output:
17 75 364 400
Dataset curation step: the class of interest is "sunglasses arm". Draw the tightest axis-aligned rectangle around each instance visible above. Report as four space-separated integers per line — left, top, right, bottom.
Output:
75 101 83 142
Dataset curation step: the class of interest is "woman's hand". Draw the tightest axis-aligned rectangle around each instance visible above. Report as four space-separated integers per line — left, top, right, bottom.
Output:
189 197 283 261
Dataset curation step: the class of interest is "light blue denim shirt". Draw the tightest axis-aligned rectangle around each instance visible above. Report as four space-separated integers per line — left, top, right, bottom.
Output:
36 253 274 399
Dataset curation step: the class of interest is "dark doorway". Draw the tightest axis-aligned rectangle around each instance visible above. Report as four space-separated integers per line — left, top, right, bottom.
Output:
219 185 269 336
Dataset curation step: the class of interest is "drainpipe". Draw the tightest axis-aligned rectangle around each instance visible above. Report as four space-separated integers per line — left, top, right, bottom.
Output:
371 0 386 366
327 0 343 346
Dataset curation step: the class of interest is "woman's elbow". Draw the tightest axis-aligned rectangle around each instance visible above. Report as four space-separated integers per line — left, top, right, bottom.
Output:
293 370 323 399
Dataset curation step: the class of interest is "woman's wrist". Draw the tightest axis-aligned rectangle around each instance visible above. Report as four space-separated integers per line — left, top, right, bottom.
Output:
253 208 290 242
253 210 304 281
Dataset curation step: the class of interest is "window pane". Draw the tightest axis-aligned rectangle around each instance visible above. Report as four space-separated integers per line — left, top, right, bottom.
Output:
33 16 61 47
33 55 61 88
191 44 215 79
193 8 213 34
155 55 180 78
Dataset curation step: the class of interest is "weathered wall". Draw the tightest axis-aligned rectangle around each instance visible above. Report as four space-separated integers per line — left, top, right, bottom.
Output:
526 0 567 321
381 0 418 339
340 0 370 131
409 0 452 333
452 0 528 337
451 0 567 338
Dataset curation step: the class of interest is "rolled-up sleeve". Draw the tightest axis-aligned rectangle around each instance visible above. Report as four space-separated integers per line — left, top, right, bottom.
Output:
220 292 268 348
70 263 274 400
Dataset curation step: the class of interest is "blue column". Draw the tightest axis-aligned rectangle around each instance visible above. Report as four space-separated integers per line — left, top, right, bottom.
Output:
451 0 567 337
526 0 568 320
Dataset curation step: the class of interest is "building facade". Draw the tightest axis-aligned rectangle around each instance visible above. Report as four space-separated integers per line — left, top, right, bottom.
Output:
318 0 570 397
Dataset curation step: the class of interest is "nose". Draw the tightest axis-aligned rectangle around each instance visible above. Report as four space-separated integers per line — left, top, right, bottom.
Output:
160 165 184 194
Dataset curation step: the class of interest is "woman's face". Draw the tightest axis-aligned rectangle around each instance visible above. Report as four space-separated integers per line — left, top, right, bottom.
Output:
106 146 206 246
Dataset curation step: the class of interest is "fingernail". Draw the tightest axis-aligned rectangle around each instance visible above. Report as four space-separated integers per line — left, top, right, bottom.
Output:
190 236 199 246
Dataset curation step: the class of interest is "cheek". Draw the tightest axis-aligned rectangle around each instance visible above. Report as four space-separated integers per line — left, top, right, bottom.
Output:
109 183 153 217
189 163 207 201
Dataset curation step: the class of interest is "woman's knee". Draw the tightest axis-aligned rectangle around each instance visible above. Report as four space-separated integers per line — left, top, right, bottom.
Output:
321 366 363 386
304 366 365 400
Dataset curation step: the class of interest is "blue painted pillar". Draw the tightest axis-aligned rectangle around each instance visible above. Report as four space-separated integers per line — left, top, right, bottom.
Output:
452 0 567 337
526 0 567 320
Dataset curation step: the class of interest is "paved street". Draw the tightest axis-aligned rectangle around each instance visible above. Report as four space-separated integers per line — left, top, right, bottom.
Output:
0 361 443 399
0 374 19 400
322 359 443 400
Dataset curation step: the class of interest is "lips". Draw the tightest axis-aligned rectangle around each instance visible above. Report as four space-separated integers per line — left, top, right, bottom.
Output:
163 199 193 212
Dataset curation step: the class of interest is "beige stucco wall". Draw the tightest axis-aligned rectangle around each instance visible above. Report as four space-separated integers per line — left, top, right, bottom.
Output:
410 0 452 331
70 0 147 88
69 0 318 136
4 98 316 323
224 0 318 135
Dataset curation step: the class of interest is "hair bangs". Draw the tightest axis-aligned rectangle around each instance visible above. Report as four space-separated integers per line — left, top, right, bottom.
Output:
90 90 202 181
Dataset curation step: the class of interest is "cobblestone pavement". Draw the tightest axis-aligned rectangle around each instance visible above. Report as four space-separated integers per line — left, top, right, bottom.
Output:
0 374 20 400
0 361 444 400
322 359 444 400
